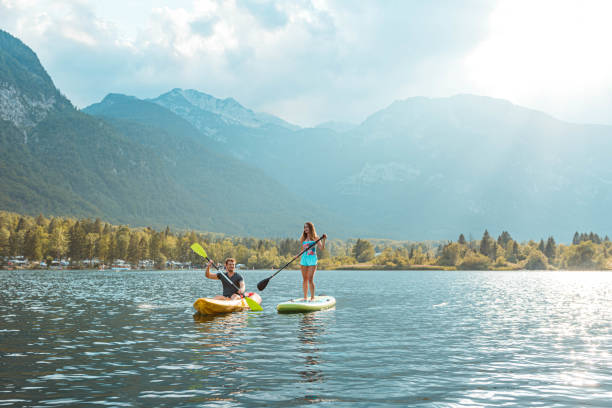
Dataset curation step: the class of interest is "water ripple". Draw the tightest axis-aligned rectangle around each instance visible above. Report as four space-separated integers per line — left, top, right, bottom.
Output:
1 269 610 407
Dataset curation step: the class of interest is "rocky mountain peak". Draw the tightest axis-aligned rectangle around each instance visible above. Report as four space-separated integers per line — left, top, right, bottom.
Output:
151 88 299 131
0 30 70 134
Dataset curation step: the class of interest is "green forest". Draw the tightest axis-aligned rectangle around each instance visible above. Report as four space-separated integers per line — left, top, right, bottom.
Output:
1 210 610 271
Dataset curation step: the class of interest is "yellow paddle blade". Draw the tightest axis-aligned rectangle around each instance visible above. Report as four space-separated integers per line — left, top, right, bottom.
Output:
245 296 263 311
190 243 208 259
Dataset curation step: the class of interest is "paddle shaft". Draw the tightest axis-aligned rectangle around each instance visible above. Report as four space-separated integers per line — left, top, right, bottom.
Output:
206 257 244 296
190 242 263 311
270 236 324 279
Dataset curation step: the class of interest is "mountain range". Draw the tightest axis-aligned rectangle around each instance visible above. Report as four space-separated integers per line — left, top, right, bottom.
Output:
0 29 338 237
2 28 612 240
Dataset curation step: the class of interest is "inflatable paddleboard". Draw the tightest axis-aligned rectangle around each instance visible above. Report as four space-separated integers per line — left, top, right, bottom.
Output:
193 293 262 315
276 296 336 314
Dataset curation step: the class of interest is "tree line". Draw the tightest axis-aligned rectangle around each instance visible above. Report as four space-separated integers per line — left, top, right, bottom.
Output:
0 211 372 269
0 211 610 270
433 230 611 270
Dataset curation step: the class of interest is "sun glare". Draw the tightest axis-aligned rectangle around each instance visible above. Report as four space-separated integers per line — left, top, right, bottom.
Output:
465 0 612 105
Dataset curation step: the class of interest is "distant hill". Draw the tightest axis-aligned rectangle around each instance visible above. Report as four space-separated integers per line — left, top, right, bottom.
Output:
0 30 338 236
4 28 612 240
161 87 612 240
315 121 357 133
83 92 344 235
328 94 612 239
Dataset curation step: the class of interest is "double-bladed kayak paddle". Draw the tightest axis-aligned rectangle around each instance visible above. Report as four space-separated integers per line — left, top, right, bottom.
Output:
191 243 263 312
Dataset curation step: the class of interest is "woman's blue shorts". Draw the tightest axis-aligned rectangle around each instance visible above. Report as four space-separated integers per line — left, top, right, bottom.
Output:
300 254 318 266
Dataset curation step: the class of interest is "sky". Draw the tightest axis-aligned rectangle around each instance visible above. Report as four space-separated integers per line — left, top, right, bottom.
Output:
2 0 612 127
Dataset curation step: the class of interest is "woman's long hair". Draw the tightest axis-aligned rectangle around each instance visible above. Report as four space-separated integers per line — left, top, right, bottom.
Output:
301 222 318 242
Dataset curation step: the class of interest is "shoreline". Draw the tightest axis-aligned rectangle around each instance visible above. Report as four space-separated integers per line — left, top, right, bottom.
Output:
3 265 612 272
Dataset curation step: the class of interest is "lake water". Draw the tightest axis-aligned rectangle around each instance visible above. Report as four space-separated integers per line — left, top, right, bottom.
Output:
1 269 610 407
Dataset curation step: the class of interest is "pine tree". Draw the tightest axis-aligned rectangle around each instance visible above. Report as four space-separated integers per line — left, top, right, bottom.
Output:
93 218 103 234
48 217 60 234
544 237 556 260
68 221 86 261
84 233 98 262
0 227 9 257
150 233 161 265
48 227 67 260
458 234 466 245
138 237 149 261
35 214 46 227
15 217 28 232
512 241 520 261
96 234 111 264
127 234 140 265
109 235 118 262
24 228 43 261
497 231 512 246
538 239 545 252
9 230 25 257
116 232 130 261
352 239 374 263
572 232 580 245
479 230 492 258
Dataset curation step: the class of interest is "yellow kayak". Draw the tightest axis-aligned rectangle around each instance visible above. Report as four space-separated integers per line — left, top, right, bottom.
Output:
193 293 262 315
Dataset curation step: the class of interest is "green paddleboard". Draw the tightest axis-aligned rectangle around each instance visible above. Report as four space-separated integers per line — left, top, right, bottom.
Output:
276 296 336 314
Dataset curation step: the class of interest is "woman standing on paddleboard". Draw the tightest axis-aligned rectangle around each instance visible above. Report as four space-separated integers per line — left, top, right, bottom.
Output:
300 222 326 301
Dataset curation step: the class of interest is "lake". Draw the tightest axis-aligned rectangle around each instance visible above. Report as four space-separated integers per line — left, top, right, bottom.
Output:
1 269 610 407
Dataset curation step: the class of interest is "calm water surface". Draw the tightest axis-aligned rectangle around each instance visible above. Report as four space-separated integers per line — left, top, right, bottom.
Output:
1 269 610 407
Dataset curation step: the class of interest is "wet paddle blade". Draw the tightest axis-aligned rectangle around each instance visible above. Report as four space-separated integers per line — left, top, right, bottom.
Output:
245 296 263 311
257 278 270 291
190 243 208 259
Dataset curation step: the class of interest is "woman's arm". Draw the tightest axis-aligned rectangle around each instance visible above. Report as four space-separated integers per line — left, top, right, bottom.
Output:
318 234 327 250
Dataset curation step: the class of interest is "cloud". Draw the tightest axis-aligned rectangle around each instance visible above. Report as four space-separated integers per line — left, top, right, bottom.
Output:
236 0 287 29
0 0 508 125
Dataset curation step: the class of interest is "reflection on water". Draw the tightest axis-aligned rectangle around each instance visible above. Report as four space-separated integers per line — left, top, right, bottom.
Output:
297 312 327 383
192 311 249 328
192 311 256 377
0 269 610 407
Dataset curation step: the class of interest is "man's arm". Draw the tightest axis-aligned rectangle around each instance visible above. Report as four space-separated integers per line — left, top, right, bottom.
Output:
238 279 246 295
205 260 219 280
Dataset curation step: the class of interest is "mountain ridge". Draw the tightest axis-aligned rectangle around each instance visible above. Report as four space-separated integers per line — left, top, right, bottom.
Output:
0 30 342 237
4 28 612 240
150 88 299 132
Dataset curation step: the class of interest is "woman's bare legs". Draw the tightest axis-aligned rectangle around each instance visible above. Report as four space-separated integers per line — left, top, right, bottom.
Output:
301 265 309 300
307 265 317 300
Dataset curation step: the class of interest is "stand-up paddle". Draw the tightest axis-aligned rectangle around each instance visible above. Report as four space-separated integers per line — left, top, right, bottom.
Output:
257 236 325 291
190 243 263 312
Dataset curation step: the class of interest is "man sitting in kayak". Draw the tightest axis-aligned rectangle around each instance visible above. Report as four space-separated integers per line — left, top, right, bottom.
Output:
205 257 249 300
